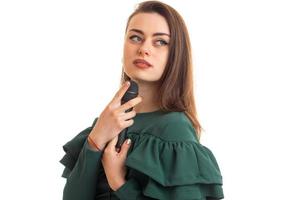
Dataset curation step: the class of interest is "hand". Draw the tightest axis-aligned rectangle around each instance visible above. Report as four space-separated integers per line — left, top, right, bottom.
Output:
89 81 142 150
102 136 132 191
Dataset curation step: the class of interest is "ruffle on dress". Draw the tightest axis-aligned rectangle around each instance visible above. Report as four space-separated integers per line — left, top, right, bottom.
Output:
124 132 223 199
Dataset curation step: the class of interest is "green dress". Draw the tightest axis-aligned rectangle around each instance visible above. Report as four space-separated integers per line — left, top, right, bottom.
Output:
60 110 224 200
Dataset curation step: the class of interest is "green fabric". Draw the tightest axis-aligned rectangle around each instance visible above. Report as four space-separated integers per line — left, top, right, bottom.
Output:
60 110 224 200
63 139 103 200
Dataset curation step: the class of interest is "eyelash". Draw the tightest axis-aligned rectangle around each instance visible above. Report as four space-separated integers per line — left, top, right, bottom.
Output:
129 35 169 46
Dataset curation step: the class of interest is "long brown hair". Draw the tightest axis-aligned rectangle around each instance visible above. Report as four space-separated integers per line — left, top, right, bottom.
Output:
120 1 203 139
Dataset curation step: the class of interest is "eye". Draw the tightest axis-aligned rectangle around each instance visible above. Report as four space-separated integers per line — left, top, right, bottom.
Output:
155 39 168 46
129 35 142 43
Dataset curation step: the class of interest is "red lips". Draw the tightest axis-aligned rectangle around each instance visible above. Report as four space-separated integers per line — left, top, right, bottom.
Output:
133 59 152 68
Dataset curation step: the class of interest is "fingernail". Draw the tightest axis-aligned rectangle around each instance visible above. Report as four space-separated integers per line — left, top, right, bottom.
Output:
126 139 131 145
126 81 130 86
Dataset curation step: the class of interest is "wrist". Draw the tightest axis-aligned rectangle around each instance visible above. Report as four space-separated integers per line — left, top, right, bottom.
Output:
88 134 106 151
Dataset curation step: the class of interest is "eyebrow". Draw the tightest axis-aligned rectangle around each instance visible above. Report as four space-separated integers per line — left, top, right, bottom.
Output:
129 28 170 37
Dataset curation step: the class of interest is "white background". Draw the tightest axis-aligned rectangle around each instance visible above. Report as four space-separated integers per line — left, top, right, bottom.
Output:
0 0 299 199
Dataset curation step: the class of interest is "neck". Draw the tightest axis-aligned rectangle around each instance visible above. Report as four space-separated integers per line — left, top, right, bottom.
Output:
131 79 160 113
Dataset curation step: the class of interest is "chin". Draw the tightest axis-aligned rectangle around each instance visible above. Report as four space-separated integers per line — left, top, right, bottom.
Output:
124 71 160 83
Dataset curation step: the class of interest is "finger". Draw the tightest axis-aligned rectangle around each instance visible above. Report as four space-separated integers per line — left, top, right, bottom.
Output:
123 119 134 128
107 136 118 150
116 119 135 130
112 81 130 103
120 110 136 121
118 96 142 113
120 138 132 157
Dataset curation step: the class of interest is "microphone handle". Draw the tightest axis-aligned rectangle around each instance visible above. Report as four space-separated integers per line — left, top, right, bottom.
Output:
115 107 133 151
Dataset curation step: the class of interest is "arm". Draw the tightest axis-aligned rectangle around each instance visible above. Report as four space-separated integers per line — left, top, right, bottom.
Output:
114 178 157 200
62 139 103 200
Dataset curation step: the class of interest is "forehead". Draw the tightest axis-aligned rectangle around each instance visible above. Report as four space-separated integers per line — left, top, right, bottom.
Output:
127 12 170 35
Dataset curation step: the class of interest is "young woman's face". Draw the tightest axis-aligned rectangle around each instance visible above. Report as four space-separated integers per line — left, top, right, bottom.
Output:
123 12 170 83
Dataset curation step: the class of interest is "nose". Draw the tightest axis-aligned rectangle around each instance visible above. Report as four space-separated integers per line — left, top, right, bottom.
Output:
138 41 151 56
138 48 150 56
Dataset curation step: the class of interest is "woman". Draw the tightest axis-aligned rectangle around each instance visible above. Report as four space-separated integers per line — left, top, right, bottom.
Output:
60 1 224 199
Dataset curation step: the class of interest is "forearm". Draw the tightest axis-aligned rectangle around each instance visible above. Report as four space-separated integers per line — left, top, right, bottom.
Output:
63 139 103 200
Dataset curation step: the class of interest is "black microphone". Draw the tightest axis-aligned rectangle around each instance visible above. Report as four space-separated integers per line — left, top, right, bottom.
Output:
115 80 138 152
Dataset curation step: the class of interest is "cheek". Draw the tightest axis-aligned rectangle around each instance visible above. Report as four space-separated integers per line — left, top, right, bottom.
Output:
123 44 135 60
123 44 129 57
158 51 169 73
123 46 130 64
159 50 169 66
123 45 135 71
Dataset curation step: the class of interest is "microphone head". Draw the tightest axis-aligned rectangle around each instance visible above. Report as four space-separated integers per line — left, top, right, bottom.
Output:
128 80 138 94
121 80 139 103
